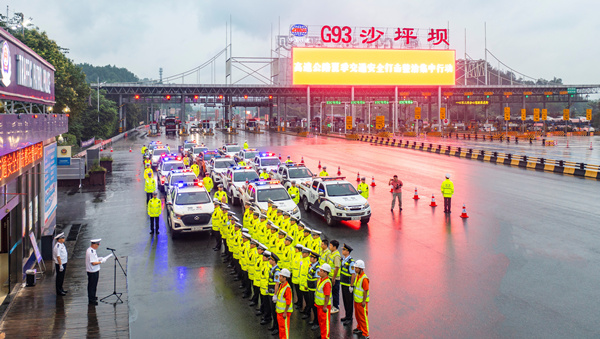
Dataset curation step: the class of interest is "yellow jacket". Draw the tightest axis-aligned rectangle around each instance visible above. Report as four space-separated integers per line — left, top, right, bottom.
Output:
441 179 454 198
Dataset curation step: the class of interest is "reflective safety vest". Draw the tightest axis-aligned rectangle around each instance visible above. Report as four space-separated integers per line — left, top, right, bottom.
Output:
203 176 214 192
307 262 320 291
310 236 321 252
254 255 266 287
357 182 369 199
247 248 257 280
211 208 222 231
260 172 269 180
144 168 153 180
320 248 331 266
243 142 249 150
143 158 151 168
147 198 161 217
327 250 341 279
285 159 292 164
315 277 332 306
291 251 303 284
353 272 370 303
299 256 310 291
240 241 249 271
214 190 228 203
340 255 355 286
267 265 281 296
280 244 292 270
232 230 241 259
280 218 291 233
319 171 329 177
238 160 246 166
183 156 190 166
141 146 147 154
243 209 252 228
441 179 454 198
191 164 200 177
275 282 293 313
288 227 298 247
145 178 156 193
288 186 300 204
260 261 269 295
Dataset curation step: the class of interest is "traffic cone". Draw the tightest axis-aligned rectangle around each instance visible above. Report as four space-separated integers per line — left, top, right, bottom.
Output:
129 147 132 152
279 153 282 160
100 146 103 152
370 176 376 187
460 204 469 218
301 156 305 164
337 166 341 176
110 147 113 152
318 160 321 169
429 194 437 207
566 140 569 148
590 142 593 150
412 187 420 200
356 172 360 182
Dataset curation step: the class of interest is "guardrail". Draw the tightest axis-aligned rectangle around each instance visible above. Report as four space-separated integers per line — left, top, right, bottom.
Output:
358 135 600 180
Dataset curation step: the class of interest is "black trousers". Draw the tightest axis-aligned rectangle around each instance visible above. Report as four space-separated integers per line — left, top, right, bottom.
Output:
213 230 222 249
332 279 340 308
306 290 316 318
294 283 301 305
87 271 99 302
341 285 354 320
262 294 272 321
271 299 278 329
146 192 152 203
251 285 260 303
55 263 66 293
444 197 452 212
150 217 159 232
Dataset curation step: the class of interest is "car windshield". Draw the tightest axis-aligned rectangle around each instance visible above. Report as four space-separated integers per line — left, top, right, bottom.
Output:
257 187 289 202
226 146 241 153
326 183 359 197
233 171 259 182
162 162 185 172
288 168 313 178
154 149 167 156
165 121 176 126
203 153 217 160
184 144 196 149
244 152 256 159
170 174 196 185
261 158 280 166
214 160 236 168
176 191 211 205
194 148 208 154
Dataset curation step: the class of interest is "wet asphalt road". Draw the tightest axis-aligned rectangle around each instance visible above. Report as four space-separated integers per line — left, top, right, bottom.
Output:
57 128 600 339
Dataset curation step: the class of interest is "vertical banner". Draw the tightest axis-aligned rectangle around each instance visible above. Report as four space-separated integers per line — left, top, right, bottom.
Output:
43 143 57 236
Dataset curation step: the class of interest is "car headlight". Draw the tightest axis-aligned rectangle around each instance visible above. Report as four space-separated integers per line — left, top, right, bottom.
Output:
173 213 183 220
363 202 370 209
292 206 299 214
333 203 346 210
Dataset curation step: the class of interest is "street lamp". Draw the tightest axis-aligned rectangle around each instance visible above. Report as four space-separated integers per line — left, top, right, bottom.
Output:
62 106 70 114
48 106 53 114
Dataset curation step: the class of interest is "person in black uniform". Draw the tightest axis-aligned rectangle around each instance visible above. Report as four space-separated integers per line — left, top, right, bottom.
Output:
340 243 356 325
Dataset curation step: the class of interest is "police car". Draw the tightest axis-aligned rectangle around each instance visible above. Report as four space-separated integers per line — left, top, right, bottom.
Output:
191 146 209 163
166 181 214 239
180 140 197 155
157 155 185 191
271 163 314 189
251 152 281 174
206 157 236 185
219 143 241 157
298 176 371 226
234 148 258 164
164 169 198 195
150 146 168 167
220 166 259 206
239 179 301 220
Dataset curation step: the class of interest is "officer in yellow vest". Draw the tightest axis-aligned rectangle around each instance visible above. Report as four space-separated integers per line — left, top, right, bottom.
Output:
211 201 222 251
319 239 331 266
141 145 147 155
290 243 304 309
243 201 253 229
144 163 153 181
203 173 214 192
145 175 156 203
297 246 311 313
310 229 322 253
441 173 454 213
327 240 342 314
280 235 293 271
280 211 291 233
260 169 270 180
256 213 268 245
288 181 300 205
285 155 292 164
191 163 200 177
304 251 320 326
249 242 267 307
248 209 260 237
143 156 151 168
258 251 274 326
183 155 190 168
357 177 369 200
300 226 313 249
240 231 252 298
288 217 299 247
147 192 161 235
238 159 247 166
214 184 228 203
246 238 258 299
243 140 249 150
319 166 329 177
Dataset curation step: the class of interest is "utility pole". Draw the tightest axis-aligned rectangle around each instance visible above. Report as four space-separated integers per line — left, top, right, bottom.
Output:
97 77 100 123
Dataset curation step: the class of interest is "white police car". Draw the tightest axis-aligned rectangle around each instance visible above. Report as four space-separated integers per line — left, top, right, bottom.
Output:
220 166 259 206
150 146 168 167
251 152 281 174
220 143 241 157
207 157 236 185
157 155 185 191
165 169 198 195
234 148 258 164
166 181 214 239
239 179 301 220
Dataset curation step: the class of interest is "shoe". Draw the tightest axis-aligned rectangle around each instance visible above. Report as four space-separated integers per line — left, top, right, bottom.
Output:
331 306 339 314
311 324 319 331
249 301 256 306
343 319 353 325
353 328 362 334
149 231 154 234
255 311 264 316
391 209 393 212
271 329 279 335
302 314 309 319
260 319 269 325
156 231 160 234
89 301 98 306
308 320 315 325
61 290 68 294
213 248 219 251
58 291 67 296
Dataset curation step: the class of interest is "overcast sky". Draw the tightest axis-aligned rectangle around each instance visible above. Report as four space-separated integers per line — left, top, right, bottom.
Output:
6 0 600 85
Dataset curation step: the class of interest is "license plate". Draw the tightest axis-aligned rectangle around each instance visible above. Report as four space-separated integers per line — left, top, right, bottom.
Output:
191 226 205 231
350 216 361 220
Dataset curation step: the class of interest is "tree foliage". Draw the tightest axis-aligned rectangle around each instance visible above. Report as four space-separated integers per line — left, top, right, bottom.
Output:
78 63 139 83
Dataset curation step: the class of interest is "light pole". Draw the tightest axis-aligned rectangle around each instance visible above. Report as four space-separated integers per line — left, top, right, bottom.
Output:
62 106 70 114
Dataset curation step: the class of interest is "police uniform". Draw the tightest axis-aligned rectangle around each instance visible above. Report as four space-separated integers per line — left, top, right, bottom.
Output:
53 232 68 295
214 185 228 203
211 202 222 250
267 253 281 331
319 167 329 177
340 243 355 324
357 178 369 199
147 193 162 234
86 239 104 305
304 251 320 324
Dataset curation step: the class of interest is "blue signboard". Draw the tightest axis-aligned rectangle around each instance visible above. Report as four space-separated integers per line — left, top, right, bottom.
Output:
57 157 71 166
43 143 57 236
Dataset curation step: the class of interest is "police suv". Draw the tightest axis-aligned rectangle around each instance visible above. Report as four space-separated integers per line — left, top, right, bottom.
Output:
270 163 314 189
220 166 259 206
191 146 209 163
166 181 214 239
150 146 168 167
157 155 185 191
207 157 236 185
220 143 241 157
234 148 258 165
298 176 371 226
164 169 198 196
180 140 197 155
239 179 301 220
251 152 281 174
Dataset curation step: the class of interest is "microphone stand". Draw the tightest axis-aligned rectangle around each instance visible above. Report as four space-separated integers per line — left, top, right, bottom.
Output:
100 248 127 304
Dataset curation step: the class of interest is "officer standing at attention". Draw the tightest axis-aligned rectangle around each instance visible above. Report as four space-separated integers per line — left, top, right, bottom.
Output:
214 184 228 203
319 166 329 177
144 172 156 203
53 232 68 296
285 155 293 164
143 163 153 180
288 181 300 205
141 144 147 156
357 177 369 200
275 268 293 339
259 169 270 180
339 243 356 325
243 140 249 149
86 239 107 306
315 263 333 339
327 240 342 314
211 201 222 251
148 192 162 234
203 173 214 192
441 173 454 213
191 162 200 177
304 251 320 327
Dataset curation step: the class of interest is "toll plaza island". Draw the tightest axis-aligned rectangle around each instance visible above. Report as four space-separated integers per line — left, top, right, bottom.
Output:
0 18 599 339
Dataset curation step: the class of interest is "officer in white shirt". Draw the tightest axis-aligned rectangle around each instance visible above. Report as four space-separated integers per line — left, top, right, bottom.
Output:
86 239 107 305
53 232 68 296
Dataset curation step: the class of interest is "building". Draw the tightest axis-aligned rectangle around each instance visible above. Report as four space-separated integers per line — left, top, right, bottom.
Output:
0 27 67 305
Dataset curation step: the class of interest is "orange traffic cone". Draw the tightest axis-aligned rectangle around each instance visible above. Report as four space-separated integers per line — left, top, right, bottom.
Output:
566 140 569 148
279 153 282 160
110 147 113 152
356 172 360 182
337 166 341 176
129 147 132 152
370 176 376 187
590 142 593 150
318 160 321 169
100 146 103 152
301 156 305 164
412 187 419 200
460 204 469 218
429 194 437 207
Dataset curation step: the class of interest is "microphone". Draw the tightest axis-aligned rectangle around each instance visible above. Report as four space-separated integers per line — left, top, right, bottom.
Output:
106 247 116 251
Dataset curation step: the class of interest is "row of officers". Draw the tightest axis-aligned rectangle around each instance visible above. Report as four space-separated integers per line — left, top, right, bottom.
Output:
211 199 370 339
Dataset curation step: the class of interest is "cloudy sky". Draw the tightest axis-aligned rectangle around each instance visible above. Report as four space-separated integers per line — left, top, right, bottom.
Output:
6 0 599 85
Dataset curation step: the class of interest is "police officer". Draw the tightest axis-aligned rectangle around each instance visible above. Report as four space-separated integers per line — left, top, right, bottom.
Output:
214 184 228 203
297 246 311 312
249 242 267 307
183 154 190 167
148 192 161 234
144 163 153 180
203 172 214 192
288 181 300 205
357 177 369 199
275 268 293 339
141 144 147 156
191 162 200 177
144 173 156 203
352 260 370 339
339 243 356 325
243 140 249 150
304 251 320 326
212 201 222 251
319 166 329 177
328 240 342 314
86 239 107 306
259 169 270 180
53 232 68 295
441 173 454 213
285 155 292 164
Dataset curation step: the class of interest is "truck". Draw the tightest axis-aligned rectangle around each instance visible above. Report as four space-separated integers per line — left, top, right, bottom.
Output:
164 116 179 136
270 163 314 189
298 176 371 226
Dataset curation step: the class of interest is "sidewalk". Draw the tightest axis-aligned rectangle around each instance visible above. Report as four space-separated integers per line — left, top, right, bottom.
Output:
0 230 129 338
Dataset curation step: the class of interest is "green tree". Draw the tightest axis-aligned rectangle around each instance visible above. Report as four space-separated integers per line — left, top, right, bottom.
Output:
78 63 139 83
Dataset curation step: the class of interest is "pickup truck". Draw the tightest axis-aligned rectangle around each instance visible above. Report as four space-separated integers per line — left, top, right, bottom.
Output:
298 176 371 226
239 179 301 220
219 166 259 206
270 163 314 189
251 152 281 174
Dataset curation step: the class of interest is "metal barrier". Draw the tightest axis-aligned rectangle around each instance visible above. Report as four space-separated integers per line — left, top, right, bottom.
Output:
57 157 86 180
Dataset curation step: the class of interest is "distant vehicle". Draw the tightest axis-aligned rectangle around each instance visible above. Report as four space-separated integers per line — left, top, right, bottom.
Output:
239 179 301 220
220 166 260 206
270 163 314 189
151 147 168 167
166 181 214 239
165 116 179 136
206 157 236 185
234 148 258 164
220 143 241 157
251 152 280 174
165 169 197 196
180 140 197 155
157 156 185 191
